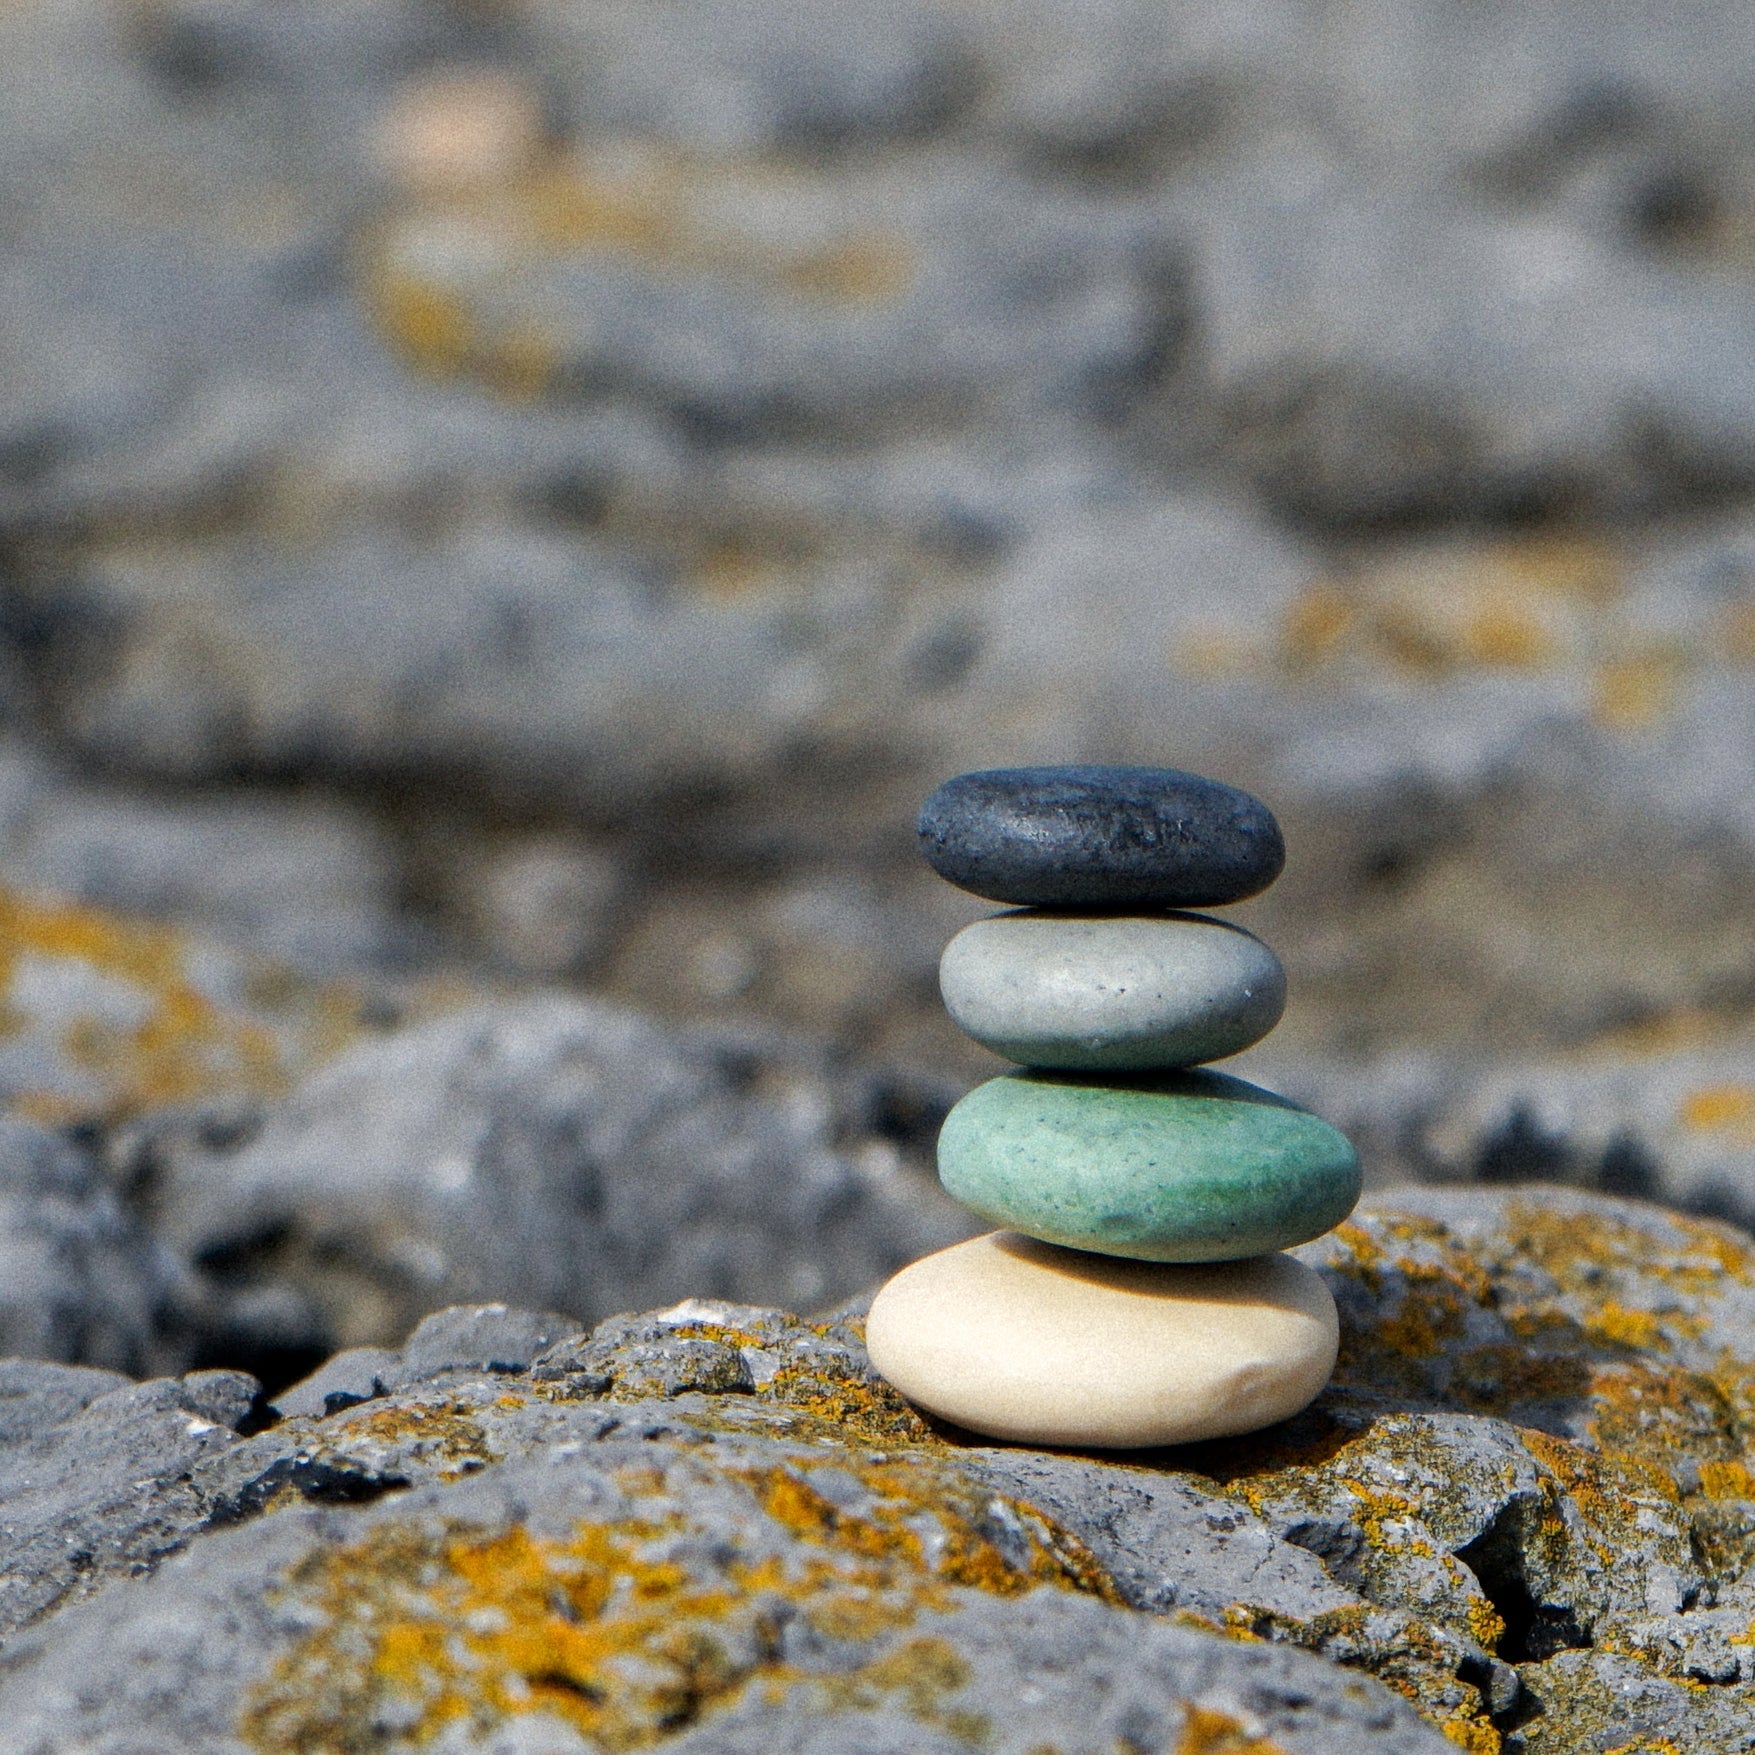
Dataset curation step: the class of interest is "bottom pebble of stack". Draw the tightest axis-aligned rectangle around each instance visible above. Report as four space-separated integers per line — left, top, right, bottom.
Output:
866 1231 1338 1449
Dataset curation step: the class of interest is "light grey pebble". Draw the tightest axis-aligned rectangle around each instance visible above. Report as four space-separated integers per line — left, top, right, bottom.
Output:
939 910 1285 1069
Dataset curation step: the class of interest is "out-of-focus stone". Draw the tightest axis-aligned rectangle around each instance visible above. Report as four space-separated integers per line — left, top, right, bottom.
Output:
0 1118 176 1375
0 882 381 1127
0 737 409 973
372 71 544 193
146 996 976 1351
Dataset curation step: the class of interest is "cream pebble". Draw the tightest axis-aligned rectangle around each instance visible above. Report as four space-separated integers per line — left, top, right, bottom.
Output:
939 910 1285 1069
866 1231 1337 1449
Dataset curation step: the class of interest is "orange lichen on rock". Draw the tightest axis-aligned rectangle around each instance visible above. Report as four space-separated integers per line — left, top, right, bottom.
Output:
1592 649 1685 731
1442 1721 1504 1754
1175 1701 1293 1755
241 1447 1116 1753
1698 1458 1755 1500
0 884 370 1123
1679 1082 1755 1140
738 1455 1119 1606
363 144 916 399
1322 1214 1497 1394
321 1399 497 1478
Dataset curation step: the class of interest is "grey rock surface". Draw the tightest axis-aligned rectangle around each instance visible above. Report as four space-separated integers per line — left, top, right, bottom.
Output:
0 1118 176 1375
0 1444 1447 1755
1 0 1753 1108
8 1187 1755 1750
146 996 975 1352
0 736 409 973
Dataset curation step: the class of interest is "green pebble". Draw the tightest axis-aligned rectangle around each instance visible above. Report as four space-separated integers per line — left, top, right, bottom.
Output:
936 1067 1361 1262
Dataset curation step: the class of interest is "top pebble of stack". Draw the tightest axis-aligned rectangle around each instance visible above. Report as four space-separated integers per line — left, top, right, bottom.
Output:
917 765 1284 908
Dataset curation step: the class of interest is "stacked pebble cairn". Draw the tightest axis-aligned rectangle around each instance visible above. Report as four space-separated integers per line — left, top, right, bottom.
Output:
867 766 1362 1449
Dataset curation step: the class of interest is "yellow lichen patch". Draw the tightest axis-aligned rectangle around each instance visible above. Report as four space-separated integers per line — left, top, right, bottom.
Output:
1679 1082 1755 1141
1457 598 1557 668
783 237 915 303
1443 1720 1504 1754
1698 1458 1755 1500
1581 1300 1666 1351
755 1359 941 1448
1578 1358 1741 1472
1502 1197 1754 1296
322 1399 496 1478
816 1639 983 1742
1175 1702 1292 1755
362 144 917 398
1276 536 1622 683
1592 650 1684 730
0 885 369 1123
1278 583 1356 672
370 268 475 377
736 1456 1120 1606
241 1447 1113 1754
1444 1341 1592 1418
1518 1429 1683 1573
242 1519 755 1752
1323 1216 1497 1391
1464 1593 1508 1653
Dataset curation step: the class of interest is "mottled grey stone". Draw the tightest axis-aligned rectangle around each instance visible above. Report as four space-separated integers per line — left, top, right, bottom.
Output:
0 1366 259 1643
6 1186 1755 1747
0 1118 176 1376
267 1347 401 1421
399 1303 585 1378
0 737 410 973
0 1432 1450 1755
955 1448 1360 1621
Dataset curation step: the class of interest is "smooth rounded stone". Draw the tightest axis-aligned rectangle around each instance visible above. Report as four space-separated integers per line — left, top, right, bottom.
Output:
917 766 1284 909
866 1231 1339 1448
940 910 1285 1070
937 1068 1360 1261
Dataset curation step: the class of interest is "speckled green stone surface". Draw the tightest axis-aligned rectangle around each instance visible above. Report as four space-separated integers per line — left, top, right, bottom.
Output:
936 1068 1361 1262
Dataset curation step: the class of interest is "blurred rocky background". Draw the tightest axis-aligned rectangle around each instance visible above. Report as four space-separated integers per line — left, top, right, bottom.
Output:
3 0 1755 1382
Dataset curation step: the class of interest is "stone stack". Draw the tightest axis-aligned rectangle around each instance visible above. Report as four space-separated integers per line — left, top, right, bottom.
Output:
867 766 1361 1449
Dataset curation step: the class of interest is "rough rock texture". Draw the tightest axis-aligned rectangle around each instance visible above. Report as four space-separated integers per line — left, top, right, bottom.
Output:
0 735 412 974
1248 1022 1755 1235
0 0 1754 1100
0 1118 177 1374
143 996 975 1354
6 1187 1755 1751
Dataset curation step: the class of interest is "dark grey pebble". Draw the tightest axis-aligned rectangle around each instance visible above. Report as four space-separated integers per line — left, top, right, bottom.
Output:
917 765 1284 907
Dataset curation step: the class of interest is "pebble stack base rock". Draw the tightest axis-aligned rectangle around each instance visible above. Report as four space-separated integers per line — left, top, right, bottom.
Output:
939 910 1286 1070
866 1231 1339 1449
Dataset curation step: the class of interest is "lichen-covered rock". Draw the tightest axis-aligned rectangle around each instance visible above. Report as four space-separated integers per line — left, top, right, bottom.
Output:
0 735 411 974
9 1187 1755 1751
0 1311 1448 1754
0 881 386 1126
